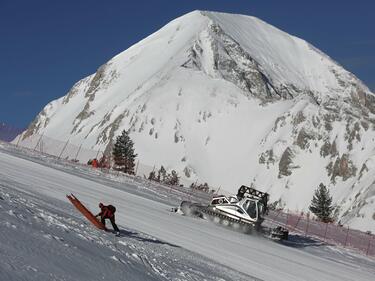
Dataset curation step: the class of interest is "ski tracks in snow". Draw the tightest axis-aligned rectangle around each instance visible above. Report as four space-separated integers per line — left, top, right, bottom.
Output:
0 183 253 281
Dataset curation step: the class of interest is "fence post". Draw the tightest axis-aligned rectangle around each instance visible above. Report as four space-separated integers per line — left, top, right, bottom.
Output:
270 210 281 229
305 213 310 236
58 139 69 159
323 222 329 241
216 187 221 195
188 187 193 201
286 209 289 227
33 133 44 151
16 134 22 147
344 226 350 247
293 212 303 232
135 160 139 175
95 149 101 160
366 234 373 256
74 144 82 162
40 140 44 153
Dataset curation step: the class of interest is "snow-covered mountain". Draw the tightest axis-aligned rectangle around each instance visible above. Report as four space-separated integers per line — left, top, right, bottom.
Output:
18 11 375 231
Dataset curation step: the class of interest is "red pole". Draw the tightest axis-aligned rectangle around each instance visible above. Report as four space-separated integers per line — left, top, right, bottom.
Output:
344 226 350 247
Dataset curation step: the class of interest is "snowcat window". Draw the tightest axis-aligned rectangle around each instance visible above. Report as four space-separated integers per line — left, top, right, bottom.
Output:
258 203 263 215
236 208 244 214
211 197 228 205
243 200 257 220
228 196 238 203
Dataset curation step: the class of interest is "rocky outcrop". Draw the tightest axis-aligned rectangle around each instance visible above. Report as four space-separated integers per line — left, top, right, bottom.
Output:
326 154 357 182
278 147 295 177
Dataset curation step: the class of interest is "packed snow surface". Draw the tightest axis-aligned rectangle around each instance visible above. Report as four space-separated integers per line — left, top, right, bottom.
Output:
1 143 374 281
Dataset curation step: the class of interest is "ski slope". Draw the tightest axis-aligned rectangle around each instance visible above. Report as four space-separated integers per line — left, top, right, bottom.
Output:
1 143 374 281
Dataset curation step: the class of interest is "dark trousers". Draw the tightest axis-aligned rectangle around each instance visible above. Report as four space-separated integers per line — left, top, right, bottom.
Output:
101 216 120 232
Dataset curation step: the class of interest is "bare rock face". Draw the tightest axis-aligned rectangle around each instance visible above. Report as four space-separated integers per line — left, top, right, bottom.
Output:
320 140 338 158
22 108 50 140
259 149 275 168
327 154 357 182
295 128 315 150
278 147 295 177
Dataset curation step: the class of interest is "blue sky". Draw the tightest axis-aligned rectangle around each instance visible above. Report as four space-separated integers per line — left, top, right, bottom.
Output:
1 0 374 128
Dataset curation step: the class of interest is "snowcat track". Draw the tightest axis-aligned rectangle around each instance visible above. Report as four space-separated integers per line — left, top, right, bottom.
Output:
199 207 256 227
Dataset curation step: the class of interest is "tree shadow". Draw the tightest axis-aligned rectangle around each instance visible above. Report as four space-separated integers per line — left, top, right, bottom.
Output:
118 229 180 248
280 234 329 248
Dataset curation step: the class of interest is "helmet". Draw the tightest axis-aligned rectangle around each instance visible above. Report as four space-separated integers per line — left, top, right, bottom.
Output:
99 202 104 208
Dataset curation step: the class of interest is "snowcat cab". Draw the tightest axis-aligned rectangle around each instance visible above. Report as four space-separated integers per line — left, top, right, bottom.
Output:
209 185 269 226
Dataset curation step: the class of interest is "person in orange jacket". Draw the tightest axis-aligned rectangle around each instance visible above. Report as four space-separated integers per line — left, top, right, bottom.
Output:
92 158 98 168
95 203 120 233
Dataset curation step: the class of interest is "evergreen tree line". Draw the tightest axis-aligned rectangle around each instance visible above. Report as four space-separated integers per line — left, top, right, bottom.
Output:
111 129 336 218
189 182 215 193
148 166 180 186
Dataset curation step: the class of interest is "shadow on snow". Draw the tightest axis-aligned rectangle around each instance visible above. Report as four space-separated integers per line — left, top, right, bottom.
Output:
118 229 180 248
279 234 328 248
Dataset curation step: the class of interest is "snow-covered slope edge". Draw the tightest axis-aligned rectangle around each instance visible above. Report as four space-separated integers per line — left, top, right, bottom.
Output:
17 10 375 232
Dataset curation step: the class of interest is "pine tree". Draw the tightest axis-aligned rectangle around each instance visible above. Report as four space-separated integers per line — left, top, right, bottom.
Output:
148 170 157 181
112 130 137 174
309 183 334 223
157 166 167 182
166 170 179 186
